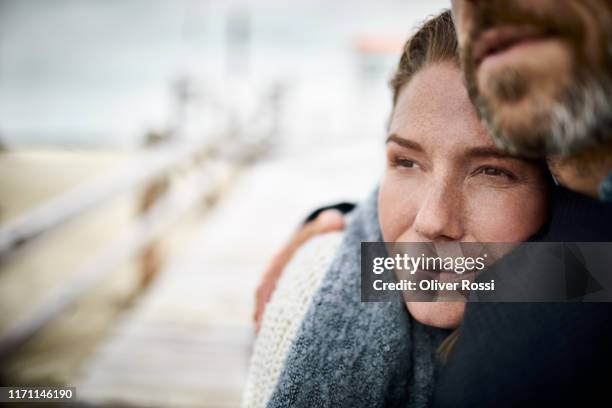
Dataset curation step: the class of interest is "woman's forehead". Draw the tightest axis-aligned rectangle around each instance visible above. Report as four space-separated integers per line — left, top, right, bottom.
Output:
389 63 494 151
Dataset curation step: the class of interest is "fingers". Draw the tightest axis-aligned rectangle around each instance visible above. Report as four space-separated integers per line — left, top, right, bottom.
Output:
313 209 346 232
254 250 289 334
254 281 273 334
291 209 346 251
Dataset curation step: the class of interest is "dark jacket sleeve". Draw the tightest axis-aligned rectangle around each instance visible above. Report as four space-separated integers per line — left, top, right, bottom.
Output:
433 186 612 407
302 202 356 224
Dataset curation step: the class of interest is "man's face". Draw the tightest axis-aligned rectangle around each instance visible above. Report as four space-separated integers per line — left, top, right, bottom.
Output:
451 0 612 157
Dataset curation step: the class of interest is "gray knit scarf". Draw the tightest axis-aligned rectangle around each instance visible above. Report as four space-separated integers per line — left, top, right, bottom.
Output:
267 189 451 408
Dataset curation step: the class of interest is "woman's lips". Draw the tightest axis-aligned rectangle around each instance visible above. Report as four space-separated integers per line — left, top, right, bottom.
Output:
473 25 547 67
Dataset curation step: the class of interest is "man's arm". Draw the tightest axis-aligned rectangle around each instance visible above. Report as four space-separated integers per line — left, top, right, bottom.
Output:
254 204 354 333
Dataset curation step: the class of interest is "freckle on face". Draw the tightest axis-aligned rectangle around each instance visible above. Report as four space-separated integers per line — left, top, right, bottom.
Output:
379 63 549 328
381 63 547 243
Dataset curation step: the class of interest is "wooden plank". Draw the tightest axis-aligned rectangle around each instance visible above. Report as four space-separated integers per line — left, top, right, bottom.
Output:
0 140 209 256
0 162 236 357
77 257 254 407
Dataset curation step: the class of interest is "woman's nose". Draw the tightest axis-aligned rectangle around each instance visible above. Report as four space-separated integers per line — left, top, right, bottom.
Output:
413 182 464 241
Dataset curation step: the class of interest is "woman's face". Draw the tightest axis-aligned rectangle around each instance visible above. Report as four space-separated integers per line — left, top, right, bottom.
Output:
379 62 549 329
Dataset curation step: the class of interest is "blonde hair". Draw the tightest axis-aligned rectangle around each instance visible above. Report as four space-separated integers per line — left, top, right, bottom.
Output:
390 10 459 107
389 10 461 361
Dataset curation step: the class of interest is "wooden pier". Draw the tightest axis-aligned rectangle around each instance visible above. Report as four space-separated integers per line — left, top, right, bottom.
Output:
0 137 379 407
76 214 257 407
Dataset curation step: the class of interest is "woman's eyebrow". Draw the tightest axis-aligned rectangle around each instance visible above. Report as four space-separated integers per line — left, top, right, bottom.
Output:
385 134 424 152
466 146 523 160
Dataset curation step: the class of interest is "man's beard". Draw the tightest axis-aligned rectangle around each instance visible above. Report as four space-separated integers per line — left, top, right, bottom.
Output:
460 0 612 157
469 68 612 157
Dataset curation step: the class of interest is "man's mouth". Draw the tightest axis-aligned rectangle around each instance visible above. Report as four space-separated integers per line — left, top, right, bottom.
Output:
472 25 549 67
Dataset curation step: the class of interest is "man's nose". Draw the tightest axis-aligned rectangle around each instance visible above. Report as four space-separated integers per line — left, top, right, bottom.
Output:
413 182 464 241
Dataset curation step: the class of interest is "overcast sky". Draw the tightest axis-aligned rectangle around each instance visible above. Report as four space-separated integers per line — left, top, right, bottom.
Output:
0 0 448 149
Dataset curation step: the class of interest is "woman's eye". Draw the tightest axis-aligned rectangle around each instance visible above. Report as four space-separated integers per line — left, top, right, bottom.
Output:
393 157 418 169
476 166 516 180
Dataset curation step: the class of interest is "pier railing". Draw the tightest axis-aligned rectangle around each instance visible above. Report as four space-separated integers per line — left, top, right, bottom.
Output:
0 85 283 358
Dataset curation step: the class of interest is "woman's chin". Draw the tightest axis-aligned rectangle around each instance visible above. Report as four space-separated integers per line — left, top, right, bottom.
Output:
406 301 465 329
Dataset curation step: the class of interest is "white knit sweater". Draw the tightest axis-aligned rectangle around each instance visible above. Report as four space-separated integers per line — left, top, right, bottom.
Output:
242 232 344 408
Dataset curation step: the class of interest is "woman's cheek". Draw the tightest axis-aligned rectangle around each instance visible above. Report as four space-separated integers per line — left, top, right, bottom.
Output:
464 184 548 242
379 171 420 242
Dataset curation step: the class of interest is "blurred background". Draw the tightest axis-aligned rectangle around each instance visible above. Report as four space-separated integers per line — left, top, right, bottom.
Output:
0 0 447 406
